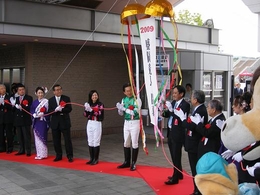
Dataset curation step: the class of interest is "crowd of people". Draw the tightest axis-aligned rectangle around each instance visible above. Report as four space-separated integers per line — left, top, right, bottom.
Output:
162 71 260 195
0 82 142 172
1 73 260 193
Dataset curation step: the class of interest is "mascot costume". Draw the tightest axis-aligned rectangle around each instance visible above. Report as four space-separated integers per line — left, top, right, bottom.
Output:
195 73 260 195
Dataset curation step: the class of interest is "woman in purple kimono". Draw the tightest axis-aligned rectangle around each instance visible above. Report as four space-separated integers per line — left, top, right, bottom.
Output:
30 87 49 160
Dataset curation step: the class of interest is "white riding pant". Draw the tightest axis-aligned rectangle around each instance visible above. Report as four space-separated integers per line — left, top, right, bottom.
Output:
123 120 140 149
86 120 102 147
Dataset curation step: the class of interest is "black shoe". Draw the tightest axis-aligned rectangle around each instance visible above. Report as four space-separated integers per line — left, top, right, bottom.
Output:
130 163 136 171
15 152 25 155
117 162 130 169
86 160 93 164
26 153 31 157
91 160 98 165
53 157 62 162
68 157 73 163
165 178 179 185
168 174 183 180
6 150 13 154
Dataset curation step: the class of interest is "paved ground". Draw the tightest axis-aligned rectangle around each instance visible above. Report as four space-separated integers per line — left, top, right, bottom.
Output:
0 128 191 195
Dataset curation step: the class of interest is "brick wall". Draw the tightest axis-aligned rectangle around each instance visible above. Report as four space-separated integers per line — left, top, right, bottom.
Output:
0 46 25 68
31 43 130 137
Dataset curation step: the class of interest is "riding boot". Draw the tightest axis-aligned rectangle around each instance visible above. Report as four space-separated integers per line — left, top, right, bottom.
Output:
130 147 139 171
117 147 131 168
91 146 100 165
86 146 94 164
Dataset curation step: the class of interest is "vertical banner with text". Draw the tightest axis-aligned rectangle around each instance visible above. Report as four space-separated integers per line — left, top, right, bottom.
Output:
139 18 158 125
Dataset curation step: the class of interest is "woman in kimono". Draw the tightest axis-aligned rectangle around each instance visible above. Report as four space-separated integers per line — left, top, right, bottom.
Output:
30 87 49 160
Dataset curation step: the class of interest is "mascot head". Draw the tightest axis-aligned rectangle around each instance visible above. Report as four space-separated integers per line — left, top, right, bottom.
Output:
221 69 260 161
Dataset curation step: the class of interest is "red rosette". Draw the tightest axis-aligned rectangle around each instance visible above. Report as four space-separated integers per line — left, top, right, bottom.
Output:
205 124 211 129
22 100 28 106
4 99 9 104
60 101 66 107
40 107 46 112
187 117 192 123
176 107 180 111
128 105 134 110
92 107 99 112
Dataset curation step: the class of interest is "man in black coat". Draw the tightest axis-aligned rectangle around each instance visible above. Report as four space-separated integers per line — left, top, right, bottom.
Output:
0 84 14 153
175 90 208 195
163 85 190 185
13 84 33 156
192 99 226 159
48 84 73 162
234 82 243 97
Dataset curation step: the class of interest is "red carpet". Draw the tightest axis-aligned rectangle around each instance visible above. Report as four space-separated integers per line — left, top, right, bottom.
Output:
0 153 193 195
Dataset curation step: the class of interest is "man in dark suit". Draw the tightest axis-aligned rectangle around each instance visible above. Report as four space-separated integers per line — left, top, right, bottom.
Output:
175 90 208 195
13 83 33 156
234 82 243 97
163 85 190 185
48 84 73 162
0 84 14 153
192 99 226 159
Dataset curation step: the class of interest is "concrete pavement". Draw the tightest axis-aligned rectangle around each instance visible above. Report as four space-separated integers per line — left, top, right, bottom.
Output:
0 128 191 195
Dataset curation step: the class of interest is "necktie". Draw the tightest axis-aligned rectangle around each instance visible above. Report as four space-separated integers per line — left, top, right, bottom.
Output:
19 96 23 103
174 102 178 109
56 97 60 106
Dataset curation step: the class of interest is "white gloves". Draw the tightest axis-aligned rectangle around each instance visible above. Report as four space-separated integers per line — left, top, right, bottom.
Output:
216 119 225 129
0 98 4 105
246 162 260 177
55 105 63 112
221 149 236 160
190 113 202 125
15 104 22 110
116 102 125 111
165 101 173 112
33 113 39 118
10 97 16 106
38 112 44 117
174 108 187 121
84 102 92 112
125 109 134 116
232 152 243 162
33 112 44 119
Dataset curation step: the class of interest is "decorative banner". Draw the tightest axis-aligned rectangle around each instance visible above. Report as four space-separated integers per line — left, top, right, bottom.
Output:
139 17 158 125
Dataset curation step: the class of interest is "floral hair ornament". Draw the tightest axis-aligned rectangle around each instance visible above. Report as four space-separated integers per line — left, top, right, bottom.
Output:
42 86 48 94
242 100 247 108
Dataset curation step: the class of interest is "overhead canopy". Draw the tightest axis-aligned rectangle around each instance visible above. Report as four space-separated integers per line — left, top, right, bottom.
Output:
239 70 253 76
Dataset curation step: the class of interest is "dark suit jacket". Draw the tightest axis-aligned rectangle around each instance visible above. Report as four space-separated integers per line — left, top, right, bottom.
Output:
13 94 33 127
234 87 243 97
196 113 226 158
163 99 190 143
184 104 208 153
48 95 72 130
0 95 13 124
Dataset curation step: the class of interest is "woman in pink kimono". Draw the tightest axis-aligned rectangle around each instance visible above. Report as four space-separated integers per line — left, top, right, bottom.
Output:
30 87 49 160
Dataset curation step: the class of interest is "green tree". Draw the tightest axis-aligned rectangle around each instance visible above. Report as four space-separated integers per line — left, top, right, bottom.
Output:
176 10 203 26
